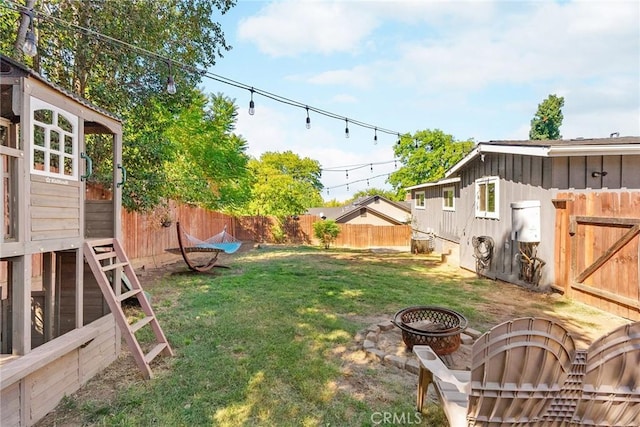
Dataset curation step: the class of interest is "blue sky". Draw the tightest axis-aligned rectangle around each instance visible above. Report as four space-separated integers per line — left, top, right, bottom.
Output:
202 0 640 202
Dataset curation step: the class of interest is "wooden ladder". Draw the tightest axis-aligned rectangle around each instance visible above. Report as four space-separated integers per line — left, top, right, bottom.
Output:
84 239 173 379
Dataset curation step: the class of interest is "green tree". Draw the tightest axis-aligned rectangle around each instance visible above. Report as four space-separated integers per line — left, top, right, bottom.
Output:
529 94 564 140
313 219 340 249
388 129 474 196
245 151 323 218
1 0 237 212
164 91 251 212
345 188 402 203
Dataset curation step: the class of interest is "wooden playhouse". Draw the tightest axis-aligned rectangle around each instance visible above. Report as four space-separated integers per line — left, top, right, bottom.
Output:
1 55 170 426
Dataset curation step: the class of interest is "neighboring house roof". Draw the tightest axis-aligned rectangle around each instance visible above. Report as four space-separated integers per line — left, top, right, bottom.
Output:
306 195 411 224
1 54 121 122
446 136 640 177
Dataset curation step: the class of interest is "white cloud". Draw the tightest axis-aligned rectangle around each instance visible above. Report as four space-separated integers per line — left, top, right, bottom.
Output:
237 1 379 57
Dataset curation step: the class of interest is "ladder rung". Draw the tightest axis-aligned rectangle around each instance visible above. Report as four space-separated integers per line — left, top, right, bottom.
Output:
118 288 141 302
102 261 129 272
145 343 168 364
130 315 155 333
95 251 118 261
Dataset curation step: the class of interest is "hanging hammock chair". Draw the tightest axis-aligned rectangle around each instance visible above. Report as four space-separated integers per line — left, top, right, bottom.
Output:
166 222 241 272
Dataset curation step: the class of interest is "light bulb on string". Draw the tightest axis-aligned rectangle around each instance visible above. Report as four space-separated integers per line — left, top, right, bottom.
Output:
396 133 401 145
346 170 349 179
248 88 255 115
166 61 176 94
305 106 311 129
373 128 378 145
22 9 37 57
345 119 349 138
370 163 373 172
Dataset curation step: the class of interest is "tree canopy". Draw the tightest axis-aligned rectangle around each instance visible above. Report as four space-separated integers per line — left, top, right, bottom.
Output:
344 188 402 204
245 151 323 218
529 94 564 140
388 129 474 196
1 0 238 212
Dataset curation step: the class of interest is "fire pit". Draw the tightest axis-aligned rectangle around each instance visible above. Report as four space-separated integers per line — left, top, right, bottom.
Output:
392 306 468 355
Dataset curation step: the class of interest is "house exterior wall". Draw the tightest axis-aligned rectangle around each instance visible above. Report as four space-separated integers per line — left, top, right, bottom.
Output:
412 184 460 243
457 153 555 286
361 198 410 223
339 209 398 225
551 155 640 190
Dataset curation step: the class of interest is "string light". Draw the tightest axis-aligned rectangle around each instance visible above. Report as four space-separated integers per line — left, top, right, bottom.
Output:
305 106 311 129
166 60 176 94
3 0 410 145
248 88 255 115
344 119 349 138
22 8 37 57
373 127 378 145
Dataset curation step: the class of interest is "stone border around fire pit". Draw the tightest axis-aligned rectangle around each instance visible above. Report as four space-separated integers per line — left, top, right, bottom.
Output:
356 320 483 375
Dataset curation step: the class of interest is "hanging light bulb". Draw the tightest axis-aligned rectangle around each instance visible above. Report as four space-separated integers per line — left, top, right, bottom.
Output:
305 106 311 129
346 170 349 179
166 61 176 94
22 9 37 57
345 119 349 138
373 128 378 145
248 88 255 115
396 133 401 145
370 163 373 172
414 138 419 149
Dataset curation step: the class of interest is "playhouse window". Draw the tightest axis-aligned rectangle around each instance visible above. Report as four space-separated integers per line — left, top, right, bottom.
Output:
415 191 425 209
475 176 499 219
30 98 78 180
443 186 455 211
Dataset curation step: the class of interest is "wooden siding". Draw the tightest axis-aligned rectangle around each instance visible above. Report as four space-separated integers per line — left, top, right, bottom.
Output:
412 185 460 243
0 315 117 426
552 155 640 190
554 191 640 320
30 178 80 241
85 200 114 238
458 153 555 285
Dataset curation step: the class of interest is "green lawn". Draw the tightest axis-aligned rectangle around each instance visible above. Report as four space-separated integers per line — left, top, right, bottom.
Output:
48 245 622 426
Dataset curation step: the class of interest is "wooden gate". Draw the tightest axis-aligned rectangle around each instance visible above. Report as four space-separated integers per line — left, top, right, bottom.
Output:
554 192 640 320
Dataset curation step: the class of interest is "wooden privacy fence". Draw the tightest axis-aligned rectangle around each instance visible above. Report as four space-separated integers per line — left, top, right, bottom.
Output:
554 191 640 320
1 207 411 281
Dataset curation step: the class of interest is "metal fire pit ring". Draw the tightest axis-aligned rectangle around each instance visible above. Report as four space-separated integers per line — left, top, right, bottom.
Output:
392 306 468 355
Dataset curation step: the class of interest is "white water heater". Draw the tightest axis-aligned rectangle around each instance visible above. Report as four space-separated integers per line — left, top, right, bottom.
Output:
511 200 541 243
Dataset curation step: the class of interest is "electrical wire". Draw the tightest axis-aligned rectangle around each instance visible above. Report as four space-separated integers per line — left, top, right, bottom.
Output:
2 0 406 138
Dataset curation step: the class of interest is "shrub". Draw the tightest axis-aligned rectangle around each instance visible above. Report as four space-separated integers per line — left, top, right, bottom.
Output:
313 220 340 249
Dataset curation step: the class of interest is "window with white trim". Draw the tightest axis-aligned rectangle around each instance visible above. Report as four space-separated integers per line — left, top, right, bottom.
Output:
414 191 425 210
475 176 499 219
442 186 455 211
30 98 79 180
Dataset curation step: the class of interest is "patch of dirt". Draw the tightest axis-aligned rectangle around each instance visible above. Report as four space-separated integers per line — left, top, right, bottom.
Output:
34 255 630 426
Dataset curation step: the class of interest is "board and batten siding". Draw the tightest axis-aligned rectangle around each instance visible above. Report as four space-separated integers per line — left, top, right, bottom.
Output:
412 185 460 244
458 153 555 286
551 155 640 190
